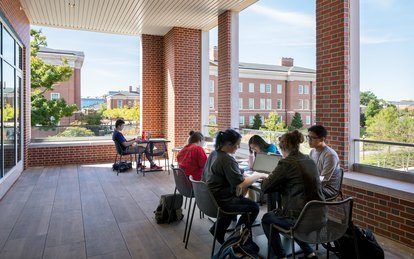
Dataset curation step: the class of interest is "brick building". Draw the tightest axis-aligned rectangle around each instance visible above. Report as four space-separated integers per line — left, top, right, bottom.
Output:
37 46 84 125
106 86 140 109
209 47 316 128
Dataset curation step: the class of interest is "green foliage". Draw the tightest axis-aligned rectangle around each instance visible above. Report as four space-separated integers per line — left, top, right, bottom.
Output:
290 112 303 130
261 112 287 132
102 106 140 123
365 99 382 119
3 104 15 122
79 110 103 125
30 29 76 127
360 113 366 127
56 127 95 137
360 91 377 106
31 91 78 127
252 114 262 129
208 115 218 138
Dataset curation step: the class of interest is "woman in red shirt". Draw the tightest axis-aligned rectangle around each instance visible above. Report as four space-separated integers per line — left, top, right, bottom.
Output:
177 131 207 181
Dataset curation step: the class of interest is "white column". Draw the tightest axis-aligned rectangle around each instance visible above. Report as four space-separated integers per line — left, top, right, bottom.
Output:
230 11 240 129
201 31 210 136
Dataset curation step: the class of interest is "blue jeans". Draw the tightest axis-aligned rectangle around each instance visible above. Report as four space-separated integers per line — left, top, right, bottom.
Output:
213 196 259 242
262 212 314 258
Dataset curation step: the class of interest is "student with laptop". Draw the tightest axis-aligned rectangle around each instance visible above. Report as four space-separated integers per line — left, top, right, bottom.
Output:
261 130 324 259
202 129 268 244
248 135 279 167
308 125 341 199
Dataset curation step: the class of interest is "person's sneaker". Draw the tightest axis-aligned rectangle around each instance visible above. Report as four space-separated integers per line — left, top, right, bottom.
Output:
298 252 318 259
150 164 162 170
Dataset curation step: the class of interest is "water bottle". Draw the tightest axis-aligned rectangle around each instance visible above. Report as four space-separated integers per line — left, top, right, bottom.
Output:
141 131 146 140
248 153 255 169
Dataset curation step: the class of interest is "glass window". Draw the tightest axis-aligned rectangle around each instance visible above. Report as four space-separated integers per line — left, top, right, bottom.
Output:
2 28 15 64
304 85 309 94
249 116 254 125
298 85 303 94
249 83 254 93
277 84 282 94
16 76 21 162
16 43 22 69
210 116 216 125
209 80 214 93
239 116 245 125
117 100 123 108
266 99 272 110
306 116 311 125
3 61 16 174
260 83 265 93
239 98 243 109
51 93 60 100
304 99 310 110
266 84 271 93
248 98 254 109
277 99 282 109
298 99 304 110
260 98 265 109
209 97 214 109
239 82 243 92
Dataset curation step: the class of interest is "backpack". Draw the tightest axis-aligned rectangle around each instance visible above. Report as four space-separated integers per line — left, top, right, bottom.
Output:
154 194 184 224
212 224 261 259
324 223 384 259
112 161 132 172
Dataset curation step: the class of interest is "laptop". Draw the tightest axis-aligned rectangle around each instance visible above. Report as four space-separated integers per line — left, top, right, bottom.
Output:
251 152 281 174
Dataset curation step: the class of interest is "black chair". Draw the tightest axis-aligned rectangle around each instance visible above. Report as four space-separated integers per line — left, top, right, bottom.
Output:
325 168 344 201
189 176 251 257
171 166 195 248
268 197 355 259
113 140 139 175
144 140 170 174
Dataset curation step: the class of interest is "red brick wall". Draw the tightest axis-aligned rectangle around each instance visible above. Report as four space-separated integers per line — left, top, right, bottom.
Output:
316 0 350 170
141 35 164 138
28 144 116 167
0 0 30 169
343 184 414 248
164 27 202 149
217 10 233 130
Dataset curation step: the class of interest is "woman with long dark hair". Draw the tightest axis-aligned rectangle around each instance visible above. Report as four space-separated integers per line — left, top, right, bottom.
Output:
202 129 268 244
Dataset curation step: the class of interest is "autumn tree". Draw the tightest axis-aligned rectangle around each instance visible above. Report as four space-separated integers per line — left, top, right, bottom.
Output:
30 29 78 127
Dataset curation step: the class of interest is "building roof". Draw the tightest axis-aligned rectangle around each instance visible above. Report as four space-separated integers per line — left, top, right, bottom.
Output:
39 47 84 57
107 91 140 97
210 61 316 74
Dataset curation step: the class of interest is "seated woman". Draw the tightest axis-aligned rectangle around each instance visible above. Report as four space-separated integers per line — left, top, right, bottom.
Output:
177 131 207 181
248 135 279 156
202 129 268 244
261 130 324 259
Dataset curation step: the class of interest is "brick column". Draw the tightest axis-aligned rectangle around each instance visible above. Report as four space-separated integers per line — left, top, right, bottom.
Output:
141 35 164 138
316 0 350 170
164 27 202 149
217 10 239 131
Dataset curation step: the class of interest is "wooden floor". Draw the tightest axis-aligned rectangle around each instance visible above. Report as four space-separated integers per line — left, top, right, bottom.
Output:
0 164 413 259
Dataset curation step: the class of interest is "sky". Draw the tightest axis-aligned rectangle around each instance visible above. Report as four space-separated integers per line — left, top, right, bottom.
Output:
33 0 413 101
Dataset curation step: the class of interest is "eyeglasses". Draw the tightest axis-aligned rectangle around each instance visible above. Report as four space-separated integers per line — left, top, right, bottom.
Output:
307 135 321 140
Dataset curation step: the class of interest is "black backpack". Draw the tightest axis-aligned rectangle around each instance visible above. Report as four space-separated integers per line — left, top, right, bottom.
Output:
112 161 132 172
324 223 384 259
154 194 184 224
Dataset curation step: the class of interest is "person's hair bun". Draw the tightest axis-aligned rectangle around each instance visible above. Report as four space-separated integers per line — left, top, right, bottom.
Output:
189 130 195 136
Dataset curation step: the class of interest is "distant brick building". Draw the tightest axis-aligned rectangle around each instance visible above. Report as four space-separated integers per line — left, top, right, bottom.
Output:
37 46 84 125
209 47 316 128
106 86 140 109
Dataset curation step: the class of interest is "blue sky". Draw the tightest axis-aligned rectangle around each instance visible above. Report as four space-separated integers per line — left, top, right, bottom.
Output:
33 0 413 101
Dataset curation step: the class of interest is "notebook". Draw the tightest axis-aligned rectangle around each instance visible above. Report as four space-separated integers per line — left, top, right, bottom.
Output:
251 152 281 174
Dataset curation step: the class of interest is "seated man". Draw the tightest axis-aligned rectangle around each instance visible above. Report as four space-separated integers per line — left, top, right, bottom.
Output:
308 125 341 199
113 119 161 170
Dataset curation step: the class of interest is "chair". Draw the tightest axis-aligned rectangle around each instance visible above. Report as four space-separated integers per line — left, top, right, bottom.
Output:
268 197 356 259
113 140 139 176
325 168 344 201
145 140 170 174
189 176 251 257
171 166 195 248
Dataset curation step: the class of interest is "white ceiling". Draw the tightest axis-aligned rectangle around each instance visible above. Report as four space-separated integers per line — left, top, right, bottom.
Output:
20 0 258 36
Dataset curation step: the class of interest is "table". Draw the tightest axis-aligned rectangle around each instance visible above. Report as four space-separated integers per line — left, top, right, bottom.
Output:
135 138 171 175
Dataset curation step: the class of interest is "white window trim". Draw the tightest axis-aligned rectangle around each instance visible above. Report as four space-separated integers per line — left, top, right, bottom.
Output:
51 93 60 100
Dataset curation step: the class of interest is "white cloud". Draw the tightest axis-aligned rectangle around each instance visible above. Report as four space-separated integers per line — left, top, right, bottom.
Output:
249 4 314 29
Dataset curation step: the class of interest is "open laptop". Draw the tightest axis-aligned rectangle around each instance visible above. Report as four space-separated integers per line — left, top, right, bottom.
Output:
252 152 281 174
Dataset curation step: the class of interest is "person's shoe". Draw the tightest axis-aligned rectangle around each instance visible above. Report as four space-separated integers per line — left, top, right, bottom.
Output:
150 164 162 170
298 252 318 259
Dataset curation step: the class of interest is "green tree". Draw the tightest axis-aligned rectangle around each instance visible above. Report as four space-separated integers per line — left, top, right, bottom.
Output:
262 112 286 132
252 114 262 129
366 106 399 141
365 99 382 120
290 112 303 130
56 127 95 137
30 29 77 127
360 91 377 106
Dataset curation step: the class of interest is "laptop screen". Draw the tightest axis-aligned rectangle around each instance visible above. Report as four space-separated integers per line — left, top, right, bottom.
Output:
252 153 281 173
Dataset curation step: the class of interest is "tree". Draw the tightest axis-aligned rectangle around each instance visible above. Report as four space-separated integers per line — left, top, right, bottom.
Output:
252 114 262 129
30 29 77 127
262 112 287 132
360 91 377 106
366 106 399 141
365 99 382 120
290 112 303 130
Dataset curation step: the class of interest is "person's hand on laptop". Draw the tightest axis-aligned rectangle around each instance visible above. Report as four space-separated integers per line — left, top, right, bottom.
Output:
252 172 268 179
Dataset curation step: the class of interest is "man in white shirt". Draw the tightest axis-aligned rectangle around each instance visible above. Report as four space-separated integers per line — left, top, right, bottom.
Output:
308 125 341 199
